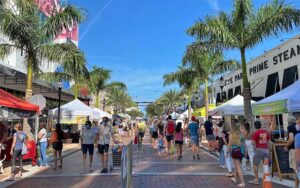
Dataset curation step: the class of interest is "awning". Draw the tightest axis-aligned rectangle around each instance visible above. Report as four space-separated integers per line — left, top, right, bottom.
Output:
193 104 216 117
0 89 39 112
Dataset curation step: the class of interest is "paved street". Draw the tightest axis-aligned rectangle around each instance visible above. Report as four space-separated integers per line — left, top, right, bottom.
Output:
1 133 290 188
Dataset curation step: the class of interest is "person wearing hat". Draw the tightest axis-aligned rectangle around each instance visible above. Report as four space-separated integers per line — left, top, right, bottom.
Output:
188 116 200 160
284 116 299 188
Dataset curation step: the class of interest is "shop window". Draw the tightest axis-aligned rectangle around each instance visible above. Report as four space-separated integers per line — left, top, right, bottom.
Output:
216 93 220 103
282 65 298 89
265 72 280 98
234 86 241 96
228 89 233 99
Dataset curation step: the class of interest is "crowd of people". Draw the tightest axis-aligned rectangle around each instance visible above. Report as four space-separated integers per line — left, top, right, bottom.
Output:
1 114 300 188
146 115 300 188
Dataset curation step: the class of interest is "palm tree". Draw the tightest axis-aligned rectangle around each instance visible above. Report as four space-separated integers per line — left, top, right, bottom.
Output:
158 89 181 114
0 0 85 101
183 46 240 118
106 88 134 113
41 49 89 99
89 66 126 108
187 0 300 124
163 66 200 120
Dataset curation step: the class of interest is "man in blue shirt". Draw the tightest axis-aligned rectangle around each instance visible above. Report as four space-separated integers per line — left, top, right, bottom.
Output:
204 116 215 153
189 116 200 160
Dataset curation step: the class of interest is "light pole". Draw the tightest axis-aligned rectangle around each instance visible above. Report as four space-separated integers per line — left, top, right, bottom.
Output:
219 77 225 103
57 80 63 124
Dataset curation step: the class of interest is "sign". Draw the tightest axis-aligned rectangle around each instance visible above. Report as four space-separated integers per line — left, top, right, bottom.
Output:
253 100 287 115
272 144 294 181
30 94 46 112
60 116 86 124
121 142 133 188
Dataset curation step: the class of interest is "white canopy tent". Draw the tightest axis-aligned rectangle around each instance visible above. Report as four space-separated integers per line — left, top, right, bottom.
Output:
92 108 112 119
209 95 255 116
181 109 193 117
253 79 300 115
170 112 179 119
49 99 96 117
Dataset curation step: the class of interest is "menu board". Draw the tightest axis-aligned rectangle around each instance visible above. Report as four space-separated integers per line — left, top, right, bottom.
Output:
272 144 294 180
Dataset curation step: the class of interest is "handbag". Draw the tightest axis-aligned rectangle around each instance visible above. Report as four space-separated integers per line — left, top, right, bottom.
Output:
134 136 138 144
232 147 243 159
21 142 28 155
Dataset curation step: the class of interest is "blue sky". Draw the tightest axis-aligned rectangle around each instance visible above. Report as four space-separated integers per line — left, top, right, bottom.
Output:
69 0 300 105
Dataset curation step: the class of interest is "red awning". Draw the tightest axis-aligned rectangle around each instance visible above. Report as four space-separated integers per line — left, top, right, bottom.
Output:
0 89 39 112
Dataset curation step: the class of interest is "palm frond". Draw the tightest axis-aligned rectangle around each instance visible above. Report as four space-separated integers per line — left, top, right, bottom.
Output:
0 43 15 59
42 5 85 39
246 0 300 48
37 43 78 63
38 72 72 82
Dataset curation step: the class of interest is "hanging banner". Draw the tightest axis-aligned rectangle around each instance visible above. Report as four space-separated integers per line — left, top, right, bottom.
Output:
253 100 287 115
60 116 86 124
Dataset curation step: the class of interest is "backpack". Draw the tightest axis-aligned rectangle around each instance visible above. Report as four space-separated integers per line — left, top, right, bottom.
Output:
167 121 175 134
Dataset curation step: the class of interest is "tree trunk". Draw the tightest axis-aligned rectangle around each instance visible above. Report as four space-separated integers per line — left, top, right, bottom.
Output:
240 48 254 130
74 83 78 99
95 92 99 108
204 79 209 119
24 61 33 133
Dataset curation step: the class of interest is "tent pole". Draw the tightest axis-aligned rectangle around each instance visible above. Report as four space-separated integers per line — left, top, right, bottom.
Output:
35 114 39 142
276 115 282 139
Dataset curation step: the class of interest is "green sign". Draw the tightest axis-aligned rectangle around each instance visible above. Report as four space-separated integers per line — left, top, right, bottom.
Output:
253 100 287 115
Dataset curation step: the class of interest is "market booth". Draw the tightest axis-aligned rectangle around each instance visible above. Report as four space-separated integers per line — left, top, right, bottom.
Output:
49 99 98 143
0 89 39 161
253 80 300 180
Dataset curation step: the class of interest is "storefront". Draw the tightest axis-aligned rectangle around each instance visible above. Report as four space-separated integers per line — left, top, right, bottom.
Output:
214 34 300 131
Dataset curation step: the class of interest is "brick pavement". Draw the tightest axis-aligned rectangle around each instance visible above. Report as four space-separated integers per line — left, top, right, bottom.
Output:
1 131 290 188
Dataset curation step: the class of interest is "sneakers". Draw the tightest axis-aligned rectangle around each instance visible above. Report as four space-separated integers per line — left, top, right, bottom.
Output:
177 156 182 160
101 168 108 173
197 154 200 160
193 155 196 160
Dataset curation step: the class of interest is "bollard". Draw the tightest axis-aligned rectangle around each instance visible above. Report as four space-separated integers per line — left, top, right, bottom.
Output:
262 164 272 188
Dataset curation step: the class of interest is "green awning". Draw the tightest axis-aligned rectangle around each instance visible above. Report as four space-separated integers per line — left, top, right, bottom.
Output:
253 100 287 115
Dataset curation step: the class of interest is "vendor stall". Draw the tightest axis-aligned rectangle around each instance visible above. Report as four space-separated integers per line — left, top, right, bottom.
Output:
209 95 255 116
49 99 95 132
92 108 112 119
0 89 39 161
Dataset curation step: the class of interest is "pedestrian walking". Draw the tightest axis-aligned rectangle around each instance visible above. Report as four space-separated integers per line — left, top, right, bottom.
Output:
7 123 25 181
222 122 233 177
228 121 245 187
175 121 184 160
249 120 271 185
38 123 48 168
242 122 254 171
164 115 175 154
204 116 215 153
188 116 200 160
80 121 96 173
284 116 299 188
151 119 159 148
50 124 68 170
137 119 146 143
217 121 225 168
96 117 116 173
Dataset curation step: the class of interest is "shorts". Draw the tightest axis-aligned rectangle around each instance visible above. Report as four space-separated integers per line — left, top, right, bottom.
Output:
98 144 109 154
190 136 199 146
52 141 63 151
253 148 269 166
152 131 158 139
175 140 183 145
206 134 215 141
138 132 145 138
289 149 296 170
82 144 94 155
166 135 173 142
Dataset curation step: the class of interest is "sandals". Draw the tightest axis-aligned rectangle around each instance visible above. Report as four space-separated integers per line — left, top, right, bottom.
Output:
226 173 233 177
230 178 237 183
237 183 246 187
249 180 259 185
